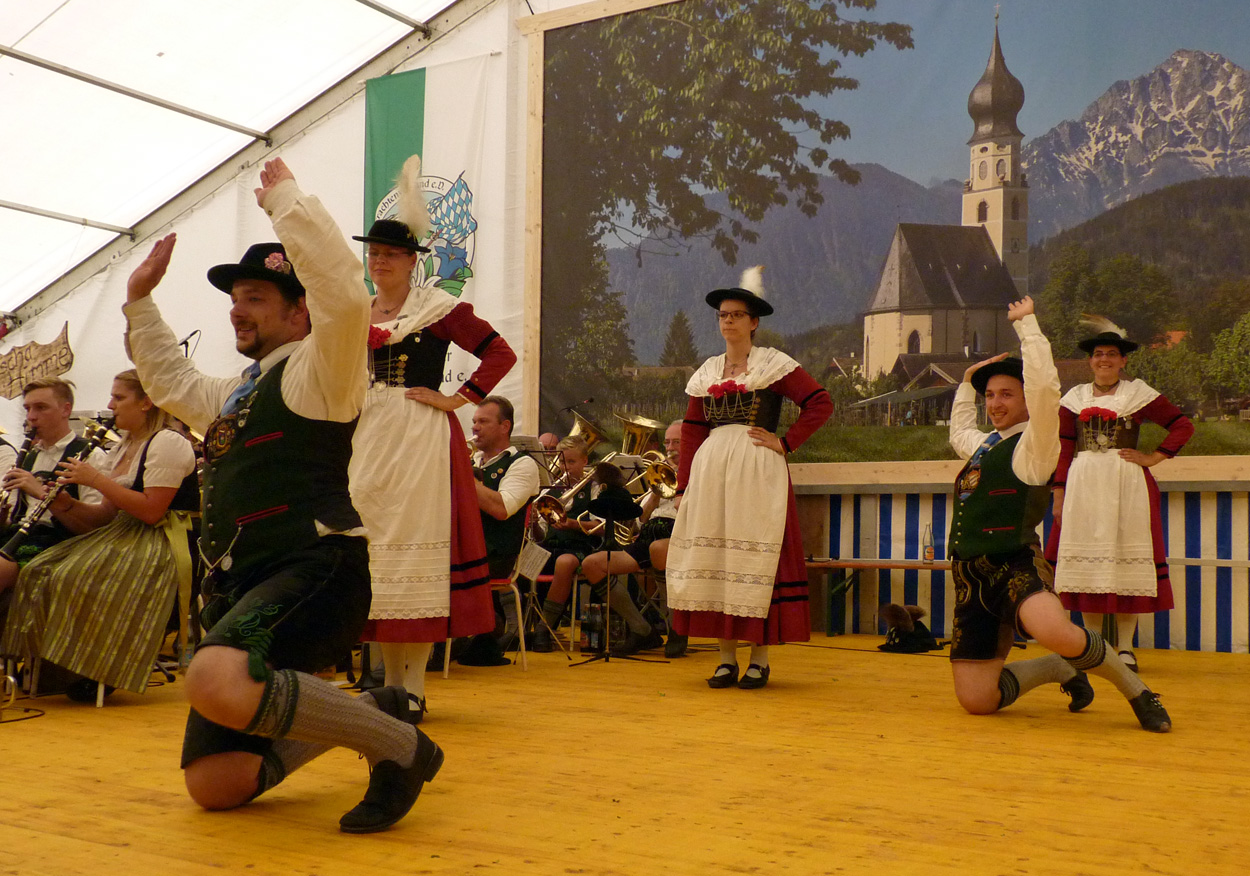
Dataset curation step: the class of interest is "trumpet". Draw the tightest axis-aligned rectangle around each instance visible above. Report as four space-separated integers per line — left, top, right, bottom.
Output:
532 452 619 527
0 421 113 562
0 427 37 529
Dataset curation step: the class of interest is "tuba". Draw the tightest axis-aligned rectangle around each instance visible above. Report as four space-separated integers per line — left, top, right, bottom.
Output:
566 410 607 457
614 413 668 456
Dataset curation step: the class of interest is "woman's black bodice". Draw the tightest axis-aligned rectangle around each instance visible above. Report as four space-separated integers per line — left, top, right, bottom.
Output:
372 327 452 390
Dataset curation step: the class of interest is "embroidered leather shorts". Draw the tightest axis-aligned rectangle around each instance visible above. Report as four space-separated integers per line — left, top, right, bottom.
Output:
949 544 1055 661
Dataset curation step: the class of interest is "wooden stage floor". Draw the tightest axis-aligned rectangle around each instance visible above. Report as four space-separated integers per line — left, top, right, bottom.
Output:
3 636 1246 876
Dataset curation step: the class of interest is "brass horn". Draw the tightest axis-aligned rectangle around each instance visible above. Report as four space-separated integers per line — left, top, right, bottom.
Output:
625 458 678 500
566 411 607 457
533 451 619 526
614 412 667 456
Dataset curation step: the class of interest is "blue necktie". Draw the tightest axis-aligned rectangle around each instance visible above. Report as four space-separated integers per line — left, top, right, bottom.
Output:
220 362 261 416
969 431 1002 466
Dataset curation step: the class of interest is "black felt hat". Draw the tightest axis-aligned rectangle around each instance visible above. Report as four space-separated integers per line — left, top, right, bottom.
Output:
352 218 431 253
1077 331 1138 355
207 243 305 301
705 265 774 317
970 356 1024 396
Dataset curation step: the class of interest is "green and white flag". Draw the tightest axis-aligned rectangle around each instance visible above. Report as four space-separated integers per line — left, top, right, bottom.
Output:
362 54 517 410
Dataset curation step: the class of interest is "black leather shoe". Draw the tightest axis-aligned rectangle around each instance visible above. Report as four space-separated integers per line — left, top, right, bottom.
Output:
1118 649 1139 673
361 686 411 722
1060 670 1094 713
611 626 664 656
664 633 688 658
339 729 444 833
406 693 427 725
1129 690 1171 733
531 627 555 653
706 663 739 688
737 664 770 690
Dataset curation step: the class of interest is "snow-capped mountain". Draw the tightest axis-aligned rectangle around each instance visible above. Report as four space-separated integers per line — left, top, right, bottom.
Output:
1024 50 1250 238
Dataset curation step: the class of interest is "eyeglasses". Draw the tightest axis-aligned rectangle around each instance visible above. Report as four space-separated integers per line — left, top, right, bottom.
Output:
716 310 751 322
366 248 411 261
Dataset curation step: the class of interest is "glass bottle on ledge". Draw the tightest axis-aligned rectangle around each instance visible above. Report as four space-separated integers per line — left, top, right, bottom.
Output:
922 523 935 563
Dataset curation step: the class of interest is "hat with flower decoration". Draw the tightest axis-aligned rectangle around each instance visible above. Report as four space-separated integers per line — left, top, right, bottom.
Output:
706 265 774 317
207 242 305 302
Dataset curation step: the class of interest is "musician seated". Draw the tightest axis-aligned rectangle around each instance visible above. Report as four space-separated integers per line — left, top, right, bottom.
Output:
471 396 540 656
0 370 198 702
531 437 610 652
0 377 110 598
574 420 684 658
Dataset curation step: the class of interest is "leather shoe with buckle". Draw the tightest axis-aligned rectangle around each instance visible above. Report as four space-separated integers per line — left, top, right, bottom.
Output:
339 728 444 833
706 663 739 688
737 664 770 690
611 626 664 656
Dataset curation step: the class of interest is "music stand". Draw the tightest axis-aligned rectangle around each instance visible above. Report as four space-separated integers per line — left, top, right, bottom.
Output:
570 488 661 667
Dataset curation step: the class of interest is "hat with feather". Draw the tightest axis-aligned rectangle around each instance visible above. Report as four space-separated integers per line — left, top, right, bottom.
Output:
706 265 774 317
1077 313 1138 355
353 154 432 253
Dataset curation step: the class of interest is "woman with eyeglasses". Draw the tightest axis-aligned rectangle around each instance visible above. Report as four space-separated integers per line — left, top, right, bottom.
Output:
665 267 832 689
1045 320 1193 673
349 156 516 721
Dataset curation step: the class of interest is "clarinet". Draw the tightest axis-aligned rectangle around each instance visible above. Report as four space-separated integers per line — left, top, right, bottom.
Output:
0 428 37 529
0 421 112 562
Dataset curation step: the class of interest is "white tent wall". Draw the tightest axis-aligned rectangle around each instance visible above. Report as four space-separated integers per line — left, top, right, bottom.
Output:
4 0 537 430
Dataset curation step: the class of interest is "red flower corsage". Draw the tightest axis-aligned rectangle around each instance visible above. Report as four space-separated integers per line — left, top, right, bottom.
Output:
1078 406 1118 422
707 380 747 399
367 325 392 350
263 252 292 275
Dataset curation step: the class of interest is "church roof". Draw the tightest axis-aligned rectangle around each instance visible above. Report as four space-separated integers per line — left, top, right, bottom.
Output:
967 22 1025 143
865 223 1019 313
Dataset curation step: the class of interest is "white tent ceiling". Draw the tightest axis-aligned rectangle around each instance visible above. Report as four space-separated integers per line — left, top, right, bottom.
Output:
0 0 459 313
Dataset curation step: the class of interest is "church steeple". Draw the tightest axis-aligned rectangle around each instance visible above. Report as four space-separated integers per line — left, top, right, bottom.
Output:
962 12 1029 295
967 18 1025 144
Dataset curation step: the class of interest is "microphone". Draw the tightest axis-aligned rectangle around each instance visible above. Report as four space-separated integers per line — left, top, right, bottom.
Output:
178 329 201 358
560 397 594 413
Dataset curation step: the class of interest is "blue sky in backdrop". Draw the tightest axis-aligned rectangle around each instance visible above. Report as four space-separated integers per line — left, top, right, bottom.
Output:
828 0 1250 185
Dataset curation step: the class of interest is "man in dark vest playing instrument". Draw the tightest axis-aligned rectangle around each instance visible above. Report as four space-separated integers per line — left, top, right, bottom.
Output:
124 158 442 833
949 295 1172 733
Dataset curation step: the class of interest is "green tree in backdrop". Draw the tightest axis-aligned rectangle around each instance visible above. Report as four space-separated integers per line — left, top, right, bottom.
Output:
540 0 912 429
659 310 700 366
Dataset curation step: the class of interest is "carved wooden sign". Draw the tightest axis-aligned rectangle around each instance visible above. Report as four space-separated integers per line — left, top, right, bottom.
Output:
0 323 74 399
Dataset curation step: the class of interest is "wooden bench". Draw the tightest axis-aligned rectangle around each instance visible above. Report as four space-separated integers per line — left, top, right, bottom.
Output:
806 557 952 635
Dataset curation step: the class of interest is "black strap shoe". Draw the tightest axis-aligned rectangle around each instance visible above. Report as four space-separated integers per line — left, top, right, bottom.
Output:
339 729 444 834
1060 671 1094 712
706 663 739 688
737 664 770 690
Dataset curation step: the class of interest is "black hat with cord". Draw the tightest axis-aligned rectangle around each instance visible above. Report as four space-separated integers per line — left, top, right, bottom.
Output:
970 356 1024 396
1077 314 1138 355
352 218 430 253
705 265 774 317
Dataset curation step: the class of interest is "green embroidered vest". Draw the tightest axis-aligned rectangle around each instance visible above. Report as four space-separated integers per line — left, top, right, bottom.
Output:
200 358 361 577
950 433 1050 559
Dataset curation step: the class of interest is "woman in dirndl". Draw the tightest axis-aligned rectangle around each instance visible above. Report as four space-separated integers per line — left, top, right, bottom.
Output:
1046 318 1193 672
350 155 515 720
1 369 197 700
666 267 832 689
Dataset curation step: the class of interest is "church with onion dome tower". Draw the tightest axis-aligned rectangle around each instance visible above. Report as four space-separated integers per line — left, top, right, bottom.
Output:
862 15 1030 378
